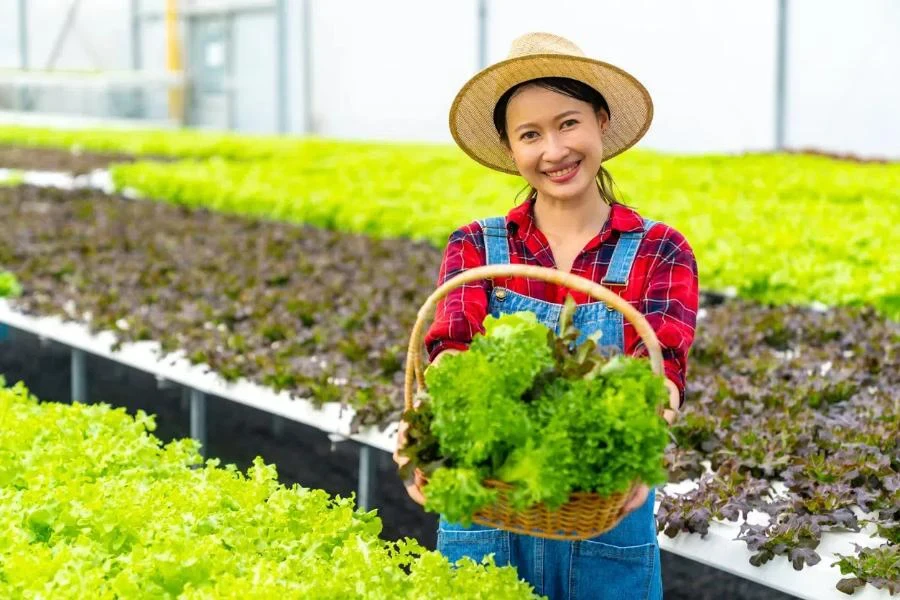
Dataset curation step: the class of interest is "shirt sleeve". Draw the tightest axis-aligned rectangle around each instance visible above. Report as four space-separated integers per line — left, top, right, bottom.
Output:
633 226 700 408
423 225 490 361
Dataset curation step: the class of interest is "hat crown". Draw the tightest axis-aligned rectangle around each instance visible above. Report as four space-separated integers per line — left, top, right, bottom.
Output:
508 32 586 60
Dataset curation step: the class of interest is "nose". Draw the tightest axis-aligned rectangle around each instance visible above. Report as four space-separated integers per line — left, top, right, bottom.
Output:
541 133 569 164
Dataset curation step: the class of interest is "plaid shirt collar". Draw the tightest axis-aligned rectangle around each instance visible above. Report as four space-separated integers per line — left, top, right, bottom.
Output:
506 196 645 248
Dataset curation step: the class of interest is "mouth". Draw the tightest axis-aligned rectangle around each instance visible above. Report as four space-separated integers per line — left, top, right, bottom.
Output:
544 160 581 183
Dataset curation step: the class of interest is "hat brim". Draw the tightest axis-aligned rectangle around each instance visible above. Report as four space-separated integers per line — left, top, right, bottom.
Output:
449 54 653 175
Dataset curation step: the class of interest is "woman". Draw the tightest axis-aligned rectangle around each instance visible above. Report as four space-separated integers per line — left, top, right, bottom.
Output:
395 32 699 599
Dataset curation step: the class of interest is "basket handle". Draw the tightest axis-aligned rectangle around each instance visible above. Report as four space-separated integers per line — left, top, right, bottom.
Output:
404 264 664 411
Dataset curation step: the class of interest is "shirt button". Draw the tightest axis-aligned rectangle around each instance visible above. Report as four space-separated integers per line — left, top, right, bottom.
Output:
495 289 507 301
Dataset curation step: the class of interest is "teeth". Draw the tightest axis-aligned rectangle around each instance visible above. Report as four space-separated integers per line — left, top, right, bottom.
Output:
547 162 578 177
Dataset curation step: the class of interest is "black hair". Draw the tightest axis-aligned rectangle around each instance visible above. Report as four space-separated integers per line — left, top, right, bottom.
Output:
492 77 622 206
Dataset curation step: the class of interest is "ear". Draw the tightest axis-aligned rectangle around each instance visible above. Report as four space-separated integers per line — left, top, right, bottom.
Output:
597 108 610 134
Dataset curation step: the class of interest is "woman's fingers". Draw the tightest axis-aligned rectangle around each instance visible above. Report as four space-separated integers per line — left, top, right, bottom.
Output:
425 348 462 375
662 379 681 424
619 483 649 518
662 408 678 426
392 420 410 467
405 481 426 506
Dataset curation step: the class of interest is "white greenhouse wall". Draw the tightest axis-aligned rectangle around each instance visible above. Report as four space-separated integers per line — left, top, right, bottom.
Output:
0 0 897 158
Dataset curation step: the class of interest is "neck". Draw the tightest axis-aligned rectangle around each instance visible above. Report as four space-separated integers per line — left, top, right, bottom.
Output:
532 185 610 239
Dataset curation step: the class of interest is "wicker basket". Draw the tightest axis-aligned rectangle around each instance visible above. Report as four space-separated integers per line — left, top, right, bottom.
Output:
403 264 665 541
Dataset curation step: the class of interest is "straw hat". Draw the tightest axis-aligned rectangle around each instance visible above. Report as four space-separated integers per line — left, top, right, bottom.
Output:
449 32 653 175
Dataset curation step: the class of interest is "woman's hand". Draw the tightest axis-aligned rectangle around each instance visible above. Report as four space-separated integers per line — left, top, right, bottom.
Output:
392 349 462 506
618 482 650 518
392 418 427 506
661 378 680 426
424 348 461 375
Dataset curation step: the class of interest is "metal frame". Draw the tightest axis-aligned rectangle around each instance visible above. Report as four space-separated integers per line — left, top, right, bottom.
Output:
132 0 288 132
190 388 207 456
137 1 276 20
16 0 28 110
13 0 793 147
300 0 313 133
71 348 87 403
477 0 488 70
775 0 789 150
0 301 889 599
275 0 288 133
0 300 393 516
45 0 84 72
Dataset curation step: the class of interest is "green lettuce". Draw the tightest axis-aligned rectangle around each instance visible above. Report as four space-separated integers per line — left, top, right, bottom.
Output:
407 303 670 524
0 379 539 598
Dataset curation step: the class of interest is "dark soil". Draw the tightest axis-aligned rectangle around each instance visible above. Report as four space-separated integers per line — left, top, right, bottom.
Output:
0 326 795 599
0 144 164 173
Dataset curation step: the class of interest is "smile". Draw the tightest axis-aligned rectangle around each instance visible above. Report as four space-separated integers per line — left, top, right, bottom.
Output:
544 161 581 182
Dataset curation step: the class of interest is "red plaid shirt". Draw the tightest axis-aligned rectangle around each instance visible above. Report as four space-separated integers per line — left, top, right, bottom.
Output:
424 198 699 406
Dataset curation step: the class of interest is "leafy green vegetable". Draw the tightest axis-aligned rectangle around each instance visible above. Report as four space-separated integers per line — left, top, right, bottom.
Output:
833 544 900 595
0 270 21 298
404 304 670 525
0 379 539 598
0 169 24 187
421 468 499 523
3 125 897 316
658 300 899 595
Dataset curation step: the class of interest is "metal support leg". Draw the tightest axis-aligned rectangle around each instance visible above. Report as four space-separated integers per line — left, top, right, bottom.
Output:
190 389 206 457
180 386 190 411
71 348 87 403
272 415 285 438
358 445 376 511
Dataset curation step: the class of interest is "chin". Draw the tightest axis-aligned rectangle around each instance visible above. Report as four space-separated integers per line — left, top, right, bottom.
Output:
535 178 594 201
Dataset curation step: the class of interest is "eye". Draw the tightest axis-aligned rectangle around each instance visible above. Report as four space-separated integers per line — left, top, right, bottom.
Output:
561 119 579 129
519 131 539 141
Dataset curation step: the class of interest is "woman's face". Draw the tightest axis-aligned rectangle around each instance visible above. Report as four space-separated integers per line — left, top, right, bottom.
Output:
504 85 608 201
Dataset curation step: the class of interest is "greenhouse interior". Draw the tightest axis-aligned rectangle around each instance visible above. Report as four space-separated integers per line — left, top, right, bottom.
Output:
0 1 897 599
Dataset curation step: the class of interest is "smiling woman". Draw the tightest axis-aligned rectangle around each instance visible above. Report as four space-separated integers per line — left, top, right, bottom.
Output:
493 77 620 208
394 32 699 600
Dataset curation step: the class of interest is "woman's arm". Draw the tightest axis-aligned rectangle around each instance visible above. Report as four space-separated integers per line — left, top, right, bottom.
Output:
620 229 698 515
634 225 700 414
423 225 490 360
395 225 488 504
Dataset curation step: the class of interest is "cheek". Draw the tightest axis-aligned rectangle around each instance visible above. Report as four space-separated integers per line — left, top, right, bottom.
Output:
510 144 541 172
579 131 605 159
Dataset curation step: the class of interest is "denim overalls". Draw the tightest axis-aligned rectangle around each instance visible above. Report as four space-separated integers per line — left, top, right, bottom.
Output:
436 216 663 600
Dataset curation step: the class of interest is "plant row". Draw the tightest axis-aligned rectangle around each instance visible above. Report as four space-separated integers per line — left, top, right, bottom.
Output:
0 378 538 598
0 184 897 592
0 184 440 426
661 300 898 594
1 127 898 318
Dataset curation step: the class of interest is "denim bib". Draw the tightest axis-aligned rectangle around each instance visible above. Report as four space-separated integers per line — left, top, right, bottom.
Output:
479 214 656 351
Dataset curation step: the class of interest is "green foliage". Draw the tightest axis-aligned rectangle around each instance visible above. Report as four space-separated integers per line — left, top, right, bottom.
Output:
0 184 436 427
421 468 499 522
111 150 900 320
658 299 899 595
0 169 24 186
404 305 670 525
1 125 897 316
0 380 538 599
0 270 21 298
833 544 900 595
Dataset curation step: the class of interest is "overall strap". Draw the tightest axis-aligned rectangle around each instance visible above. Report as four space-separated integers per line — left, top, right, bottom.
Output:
601 218 658 285
477 216 511 266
